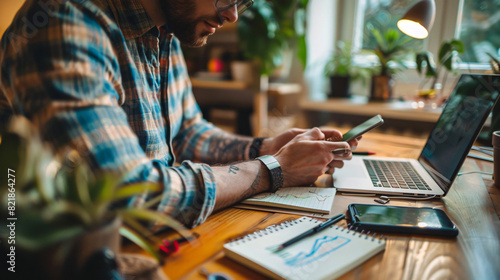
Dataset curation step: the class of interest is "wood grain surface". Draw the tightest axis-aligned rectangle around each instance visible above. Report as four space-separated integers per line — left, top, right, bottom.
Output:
122 133 500 280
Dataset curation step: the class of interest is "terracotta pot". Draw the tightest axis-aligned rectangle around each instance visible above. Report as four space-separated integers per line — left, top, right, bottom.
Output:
370 75 394 101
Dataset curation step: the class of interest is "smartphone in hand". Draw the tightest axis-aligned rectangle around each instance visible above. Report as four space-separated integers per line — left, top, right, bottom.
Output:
342 114 384 142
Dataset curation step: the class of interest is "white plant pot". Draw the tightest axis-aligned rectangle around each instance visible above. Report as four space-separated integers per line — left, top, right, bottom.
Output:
231 61 254 85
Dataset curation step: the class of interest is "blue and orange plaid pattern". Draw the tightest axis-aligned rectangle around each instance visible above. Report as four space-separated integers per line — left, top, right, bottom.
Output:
0 0 253 227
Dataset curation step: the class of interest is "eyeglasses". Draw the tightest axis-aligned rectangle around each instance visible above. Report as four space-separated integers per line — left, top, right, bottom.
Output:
215 0 254 16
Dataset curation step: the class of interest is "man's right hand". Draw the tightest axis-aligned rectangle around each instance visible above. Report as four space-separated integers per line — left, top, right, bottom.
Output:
273 128 353 187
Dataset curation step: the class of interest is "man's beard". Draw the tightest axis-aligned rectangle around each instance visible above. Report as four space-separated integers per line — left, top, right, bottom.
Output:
159 0 218 47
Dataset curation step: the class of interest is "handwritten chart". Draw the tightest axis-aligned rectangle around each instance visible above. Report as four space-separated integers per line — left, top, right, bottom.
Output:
284 236 350 266
242 187 336 213
224 217 386 280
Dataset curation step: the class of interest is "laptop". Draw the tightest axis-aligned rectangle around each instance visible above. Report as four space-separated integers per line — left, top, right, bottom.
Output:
333 74 500 197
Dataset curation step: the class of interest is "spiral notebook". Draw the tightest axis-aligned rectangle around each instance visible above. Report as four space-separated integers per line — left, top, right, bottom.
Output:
223 217 386 280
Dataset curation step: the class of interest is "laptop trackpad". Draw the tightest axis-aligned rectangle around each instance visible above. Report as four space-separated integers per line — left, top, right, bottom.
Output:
335 160 369 179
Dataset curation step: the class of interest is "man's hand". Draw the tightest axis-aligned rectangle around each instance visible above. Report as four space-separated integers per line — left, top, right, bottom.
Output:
259 128 307 156
273 128 356 187
260 127 360 156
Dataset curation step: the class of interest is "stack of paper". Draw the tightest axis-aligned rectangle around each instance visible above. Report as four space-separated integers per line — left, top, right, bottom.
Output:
236 187 337 217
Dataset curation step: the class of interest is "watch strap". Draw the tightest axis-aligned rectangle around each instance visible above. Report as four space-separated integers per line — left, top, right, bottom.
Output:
257 155 283 192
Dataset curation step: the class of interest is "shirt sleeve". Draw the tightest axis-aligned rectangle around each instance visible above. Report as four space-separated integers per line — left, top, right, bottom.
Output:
167 38 254 164
0 1 215 228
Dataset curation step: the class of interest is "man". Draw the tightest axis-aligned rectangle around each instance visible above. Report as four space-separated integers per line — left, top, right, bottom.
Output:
0 0 357 228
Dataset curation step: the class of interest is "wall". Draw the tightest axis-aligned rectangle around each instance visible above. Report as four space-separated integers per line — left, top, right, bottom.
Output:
304 0 338 101
0 1 25 36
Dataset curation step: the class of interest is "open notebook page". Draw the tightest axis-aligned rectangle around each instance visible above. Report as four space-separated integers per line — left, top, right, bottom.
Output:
240 187 336 214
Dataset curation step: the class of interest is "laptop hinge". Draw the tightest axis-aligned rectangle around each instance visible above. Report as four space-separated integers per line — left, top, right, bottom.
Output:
419 160 450 193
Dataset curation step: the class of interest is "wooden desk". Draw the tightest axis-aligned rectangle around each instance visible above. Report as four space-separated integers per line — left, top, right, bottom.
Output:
123 133 500 280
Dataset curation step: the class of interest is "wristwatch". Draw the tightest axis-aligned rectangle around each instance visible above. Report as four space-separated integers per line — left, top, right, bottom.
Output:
257 155 283 192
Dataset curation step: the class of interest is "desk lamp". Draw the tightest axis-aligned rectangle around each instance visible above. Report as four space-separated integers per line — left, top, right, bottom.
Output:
397 0 436 39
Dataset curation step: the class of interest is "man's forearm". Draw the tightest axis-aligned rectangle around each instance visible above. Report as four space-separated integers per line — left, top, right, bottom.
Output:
212 160 271 211
206 135 253 163
174 126 255 164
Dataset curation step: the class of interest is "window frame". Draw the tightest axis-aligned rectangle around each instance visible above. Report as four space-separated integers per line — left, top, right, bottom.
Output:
333 0 491 97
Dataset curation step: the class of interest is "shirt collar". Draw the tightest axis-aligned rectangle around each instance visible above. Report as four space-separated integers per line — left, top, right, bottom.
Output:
105 0 159 39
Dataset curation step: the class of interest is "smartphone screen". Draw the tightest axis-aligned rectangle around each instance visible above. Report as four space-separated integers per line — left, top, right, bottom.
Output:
348 204 458 236
342 115 384 142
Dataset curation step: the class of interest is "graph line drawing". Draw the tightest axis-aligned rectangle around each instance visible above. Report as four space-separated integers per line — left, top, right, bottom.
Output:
284 236 351 267
249 188 335 202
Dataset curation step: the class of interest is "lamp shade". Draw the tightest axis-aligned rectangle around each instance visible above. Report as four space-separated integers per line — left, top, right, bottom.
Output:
397 0 436 39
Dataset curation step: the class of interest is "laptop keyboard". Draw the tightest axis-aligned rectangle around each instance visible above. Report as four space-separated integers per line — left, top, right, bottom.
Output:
363 160 431 190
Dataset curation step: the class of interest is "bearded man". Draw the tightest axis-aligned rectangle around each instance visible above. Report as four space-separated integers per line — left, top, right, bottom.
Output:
0 0 357 227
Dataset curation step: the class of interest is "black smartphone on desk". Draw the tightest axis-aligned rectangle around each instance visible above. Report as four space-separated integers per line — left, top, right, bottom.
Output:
347 204 459 237
342 114 384 142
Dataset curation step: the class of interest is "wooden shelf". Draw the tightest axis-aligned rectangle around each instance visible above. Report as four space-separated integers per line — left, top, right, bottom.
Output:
300 96 441 124
191 79 249 90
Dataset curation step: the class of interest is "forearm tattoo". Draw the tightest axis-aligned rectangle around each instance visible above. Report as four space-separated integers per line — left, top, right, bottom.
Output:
240 168 261 199
228 165 239 174
217 167 261 210
207 137 251 164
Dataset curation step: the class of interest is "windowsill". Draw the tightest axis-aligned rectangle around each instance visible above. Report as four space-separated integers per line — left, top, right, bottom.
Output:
300 96 441 123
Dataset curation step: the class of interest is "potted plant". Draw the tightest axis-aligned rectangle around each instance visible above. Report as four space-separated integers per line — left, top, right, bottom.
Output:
415 39 465 99
368 28 414 101
236 0 308 78
0 117 191 279
324 41 371 98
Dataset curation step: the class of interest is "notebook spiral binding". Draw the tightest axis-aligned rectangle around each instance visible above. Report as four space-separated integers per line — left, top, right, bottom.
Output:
347 223 387 243
228 217 386 246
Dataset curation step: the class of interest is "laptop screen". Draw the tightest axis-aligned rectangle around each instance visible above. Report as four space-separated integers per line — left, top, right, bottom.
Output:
418 74 500 193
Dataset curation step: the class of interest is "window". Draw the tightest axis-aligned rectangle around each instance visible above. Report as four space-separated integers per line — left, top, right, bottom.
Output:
360 0 425 54
344 0 500 67
330 0 499 98
458 0 500 64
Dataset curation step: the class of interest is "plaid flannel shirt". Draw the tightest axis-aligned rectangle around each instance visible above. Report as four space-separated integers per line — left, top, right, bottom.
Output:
0 0 253 227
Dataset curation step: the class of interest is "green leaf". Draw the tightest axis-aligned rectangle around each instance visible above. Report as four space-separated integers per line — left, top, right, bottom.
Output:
119 208 191 240
438 39 464 71
120 226 163 264
90 174 118 203
0 133 23 191
18 225 84 251
75 164 93 210
416 52 437 77
371 29 386 52
142 194 164 209
112 183 161 203
297 36 307 68
237 0 309 75
42 200 93 226
121 213 162 245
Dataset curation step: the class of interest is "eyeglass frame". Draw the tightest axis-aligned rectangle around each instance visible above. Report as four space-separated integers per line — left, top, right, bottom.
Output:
215 0 254 16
